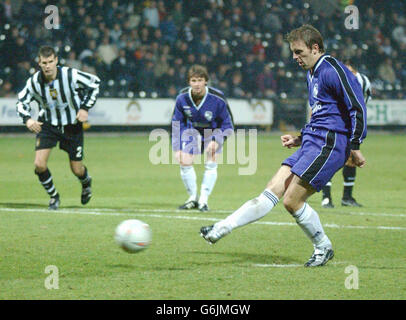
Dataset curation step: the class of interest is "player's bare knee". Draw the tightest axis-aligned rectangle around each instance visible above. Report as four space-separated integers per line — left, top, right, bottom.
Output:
266 180 284 199
177 152 194 166
71 168 81 177
265 166 293 198
283 195 299 214
70 163 84 177
206 146 216 158
179 158 193 166
34 161 47 173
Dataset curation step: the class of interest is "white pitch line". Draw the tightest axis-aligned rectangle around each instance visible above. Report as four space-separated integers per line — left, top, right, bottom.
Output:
254 263 304 268
2 204 405 218
253 261 348 268
84 209 406 219
1 207 406 231
347 211 406 218
64 207 406 218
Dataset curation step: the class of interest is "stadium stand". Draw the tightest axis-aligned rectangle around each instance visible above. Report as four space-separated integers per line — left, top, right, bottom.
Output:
0 0 405 100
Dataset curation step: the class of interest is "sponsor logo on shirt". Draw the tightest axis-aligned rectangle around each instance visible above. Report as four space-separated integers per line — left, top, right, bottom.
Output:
311 101 322 113
183 106 192 118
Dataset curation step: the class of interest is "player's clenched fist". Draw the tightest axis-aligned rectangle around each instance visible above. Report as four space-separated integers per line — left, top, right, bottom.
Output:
26 118 43 133
281 135 301 148
76 109 89 123
349 150 366 168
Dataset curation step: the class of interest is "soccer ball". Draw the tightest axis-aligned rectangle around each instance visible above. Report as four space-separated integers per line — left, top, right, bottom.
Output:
114 219 152 253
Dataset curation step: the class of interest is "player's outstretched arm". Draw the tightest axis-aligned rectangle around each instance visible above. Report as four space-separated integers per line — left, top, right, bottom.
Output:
281 135 301 148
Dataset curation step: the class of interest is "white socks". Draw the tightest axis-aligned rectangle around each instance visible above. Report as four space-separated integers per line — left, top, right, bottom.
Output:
215 189 279 231
213 192 331 250
293 203 332 249
199 161 218 205
180 162 218 204
180 165 197 200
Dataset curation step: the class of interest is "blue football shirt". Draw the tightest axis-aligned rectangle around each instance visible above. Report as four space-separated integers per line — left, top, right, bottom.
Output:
306 54 367 150
171 86 234 152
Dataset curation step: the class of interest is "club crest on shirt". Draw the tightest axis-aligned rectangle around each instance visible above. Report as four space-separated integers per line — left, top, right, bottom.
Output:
204 111 213 121
50 88 58 100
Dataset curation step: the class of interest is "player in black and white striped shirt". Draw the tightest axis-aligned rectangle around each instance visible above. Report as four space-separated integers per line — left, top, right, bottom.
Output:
16 46 100 210
321 61 371 208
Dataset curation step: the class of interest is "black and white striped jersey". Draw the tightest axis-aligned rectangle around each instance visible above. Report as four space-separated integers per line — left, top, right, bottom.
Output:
355 72 372 105
16 66 100 126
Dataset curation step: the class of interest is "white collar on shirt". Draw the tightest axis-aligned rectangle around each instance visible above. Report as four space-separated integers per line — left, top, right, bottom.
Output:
309 54 330 81
188 86 208 110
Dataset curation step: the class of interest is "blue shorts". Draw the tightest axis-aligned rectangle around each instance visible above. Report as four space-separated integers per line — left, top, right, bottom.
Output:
172 128 226 155
282 127 350 192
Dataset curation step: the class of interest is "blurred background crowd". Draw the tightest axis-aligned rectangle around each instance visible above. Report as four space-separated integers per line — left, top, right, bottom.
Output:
0 0 405 100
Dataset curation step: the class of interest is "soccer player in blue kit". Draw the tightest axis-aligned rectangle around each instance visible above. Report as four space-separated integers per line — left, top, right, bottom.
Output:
172 65 234 212
200 25 367 267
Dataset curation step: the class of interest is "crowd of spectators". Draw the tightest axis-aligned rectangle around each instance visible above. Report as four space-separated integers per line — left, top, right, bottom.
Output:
0 0 405 100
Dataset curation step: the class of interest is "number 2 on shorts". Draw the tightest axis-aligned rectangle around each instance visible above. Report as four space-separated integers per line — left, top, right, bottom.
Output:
76 146 82 158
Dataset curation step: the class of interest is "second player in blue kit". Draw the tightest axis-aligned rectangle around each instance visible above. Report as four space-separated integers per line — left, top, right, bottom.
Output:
172 65 234 212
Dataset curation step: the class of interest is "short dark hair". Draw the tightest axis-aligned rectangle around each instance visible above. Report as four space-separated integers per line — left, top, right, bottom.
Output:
187 64 209 82
285 24 325 53
38 46 57 58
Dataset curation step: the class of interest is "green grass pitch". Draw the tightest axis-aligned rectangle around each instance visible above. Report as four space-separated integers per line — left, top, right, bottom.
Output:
0 132 405 299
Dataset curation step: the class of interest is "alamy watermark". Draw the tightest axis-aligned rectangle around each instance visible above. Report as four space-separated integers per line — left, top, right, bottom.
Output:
44 265 59 290
44 5 60 30
344 5 359 30
344 265 359 289
149 124 258 175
